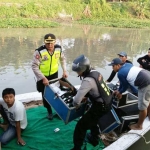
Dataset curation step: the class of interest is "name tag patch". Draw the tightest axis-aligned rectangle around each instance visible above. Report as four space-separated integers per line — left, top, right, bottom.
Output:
42 54 49 61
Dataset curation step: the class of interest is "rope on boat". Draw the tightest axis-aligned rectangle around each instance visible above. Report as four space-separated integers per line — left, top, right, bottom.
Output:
120 132 150 144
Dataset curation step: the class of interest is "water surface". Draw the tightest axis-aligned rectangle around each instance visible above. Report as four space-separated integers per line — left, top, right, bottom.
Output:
0 26 150 95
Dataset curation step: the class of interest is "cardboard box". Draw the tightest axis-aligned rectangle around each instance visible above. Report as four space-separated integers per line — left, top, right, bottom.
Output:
107 83 138 108
44 78 87 124
98 108 121 133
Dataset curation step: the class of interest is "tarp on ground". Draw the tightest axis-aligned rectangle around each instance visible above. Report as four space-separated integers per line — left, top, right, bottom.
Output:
1 106 105 150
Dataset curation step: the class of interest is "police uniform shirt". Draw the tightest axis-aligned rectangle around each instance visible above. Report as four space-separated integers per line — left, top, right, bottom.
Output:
32 45 66 81
73 77 103 106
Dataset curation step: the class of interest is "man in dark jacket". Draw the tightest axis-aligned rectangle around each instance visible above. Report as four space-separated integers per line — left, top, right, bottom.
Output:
137 48 150 71
107 52 132 82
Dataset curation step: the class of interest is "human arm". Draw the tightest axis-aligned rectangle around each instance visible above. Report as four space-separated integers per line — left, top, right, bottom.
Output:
118 73 129 94
60 51 68 78
16 121 25 146
0 99 3 105
147 64 150 70
126 60 132 64
59 79 74 91
73 79 91 106
106 70 116 82
141 57 150 70
137 55 148 69
31 50 49 85
113 90 122 99
15 104 27 145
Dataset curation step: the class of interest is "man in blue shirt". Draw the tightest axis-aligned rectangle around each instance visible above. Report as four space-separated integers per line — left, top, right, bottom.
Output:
108 58 150 130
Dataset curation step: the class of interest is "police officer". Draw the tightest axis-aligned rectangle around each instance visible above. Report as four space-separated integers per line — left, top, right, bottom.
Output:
32 33 68 120
71 55 112 150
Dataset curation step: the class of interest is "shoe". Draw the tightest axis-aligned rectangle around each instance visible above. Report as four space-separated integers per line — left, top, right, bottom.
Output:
85 133 99 147
47 114 53 120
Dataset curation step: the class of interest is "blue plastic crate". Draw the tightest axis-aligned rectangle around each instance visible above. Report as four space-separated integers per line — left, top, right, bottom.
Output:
98 108 121 133
44 80 87 124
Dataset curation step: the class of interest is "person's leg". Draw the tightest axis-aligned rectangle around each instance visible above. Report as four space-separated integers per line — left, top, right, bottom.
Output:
72 102 109 150
87 102 110 146
0 124 9 131
130 85 150 130
72 111 95 150
37 79 53 119
130 110 147 130
45 72 58 119
87 124 100 146
42 91 53 119
0 124 16 145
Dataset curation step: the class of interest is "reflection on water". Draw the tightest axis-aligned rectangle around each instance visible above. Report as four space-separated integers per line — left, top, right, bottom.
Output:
0 25 150 95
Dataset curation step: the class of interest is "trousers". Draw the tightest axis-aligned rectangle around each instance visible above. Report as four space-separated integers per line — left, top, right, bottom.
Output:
36 72 58 114
73 101 111 150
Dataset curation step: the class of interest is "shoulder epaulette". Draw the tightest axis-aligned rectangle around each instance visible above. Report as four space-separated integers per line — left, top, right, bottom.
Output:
35 45 46 52
54 44 61 49
54 44 62 52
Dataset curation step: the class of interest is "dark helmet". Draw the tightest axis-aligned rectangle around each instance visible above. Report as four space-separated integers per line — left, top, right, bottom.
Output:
72 55 90 74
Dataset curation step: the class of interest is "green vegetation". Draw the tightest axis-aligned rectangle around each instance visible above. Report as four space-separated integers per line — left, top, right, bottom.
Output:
0 18 59 28
0 0 150 28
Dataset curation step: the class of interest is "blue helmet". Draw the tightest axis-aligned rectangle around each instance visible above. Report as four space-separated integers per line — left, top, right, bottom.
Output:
72 55 90 73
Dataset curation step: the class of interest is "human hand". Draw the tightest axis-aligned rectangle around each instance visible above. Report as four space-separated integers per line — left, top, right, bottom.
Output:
70 86 74 92
0 124 8 131
113 90 122 99
43 77 49 86
62 71 68 78
17 138 26 146
82 97 88 103
75 104 81 109
139 65 143 68
142 59 146 63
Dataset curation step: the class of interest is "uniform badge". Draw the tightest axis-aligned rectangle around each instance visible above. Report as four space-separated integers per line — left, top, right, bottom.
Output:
43 54 48 61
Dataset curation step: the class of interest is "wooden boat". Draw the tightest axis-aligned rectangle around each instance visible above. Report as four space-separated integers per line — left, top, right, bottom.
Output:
0 85 150 150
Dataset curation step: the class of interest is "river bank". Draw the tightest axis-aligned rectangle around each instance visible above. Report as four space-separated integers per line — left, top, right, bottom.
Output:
0 0 150 28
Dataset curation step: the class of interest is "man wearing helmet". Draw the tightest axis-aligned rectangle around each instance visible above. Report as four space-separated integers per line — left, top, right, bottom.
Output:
71 55 112 150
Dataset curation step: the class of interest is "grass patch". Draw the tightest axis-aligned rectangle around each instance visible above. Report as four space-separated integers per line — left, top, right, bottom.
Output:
0 0 150 28
0 18 59 28
77 18 150 28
